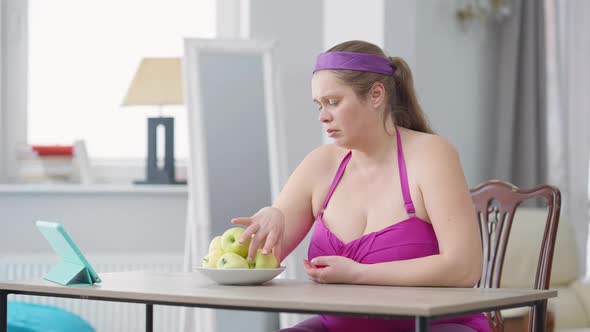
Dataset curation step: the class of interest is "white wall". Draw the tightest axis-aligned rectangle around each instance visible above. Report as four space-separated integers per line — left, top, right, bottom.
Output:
1 0 28 182
384 0 417 72
249 0 324 173
376 1 499 187
324 0 384 49
0 188 188 255
412 0 497 186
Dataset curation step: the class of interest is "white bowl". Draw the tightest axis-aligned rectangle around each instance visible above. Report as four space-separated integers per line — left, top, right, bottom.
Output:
194 266 286 285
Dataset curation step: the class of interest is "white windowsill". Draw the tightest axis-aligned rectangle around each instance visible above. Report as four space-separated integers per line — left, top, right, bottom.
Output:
0 183 188 195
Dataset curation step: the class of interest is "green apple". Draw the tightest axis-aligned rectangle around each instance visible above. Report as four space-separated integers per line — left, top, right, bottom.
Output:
209 249 224 268
221 227 251 258
202 249 224 268
209 236 223 253
217 252 249 269
253 249 279 269
202 253 212 268
247 257 256 269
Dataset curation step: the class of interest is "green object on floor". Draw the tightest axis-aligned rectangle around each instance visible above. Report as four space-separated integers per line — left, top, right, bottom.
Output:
8 301 95 332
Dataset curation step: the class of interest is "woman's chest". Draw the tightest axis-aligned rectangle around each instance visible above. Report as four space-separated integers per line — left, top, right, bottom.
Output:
312 175 421 244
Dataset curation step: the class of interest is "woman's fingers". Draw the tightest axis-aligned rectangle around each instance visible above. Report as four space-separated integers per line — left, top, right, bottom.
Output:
303 259 322 282
239 223 260 244
232 212 283 260
231 217 252 226
262 231 279 255
303 258 331 283
247 231 265 260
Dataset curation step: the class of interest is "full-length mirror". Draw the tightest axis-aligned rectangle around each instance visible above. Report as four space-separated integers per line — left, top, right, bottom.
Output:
182 38 288 332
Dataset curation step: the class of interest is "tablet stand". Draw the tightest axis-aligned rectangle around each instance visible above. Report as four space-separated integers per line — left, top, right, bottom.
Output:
44 260 93 286
36 220 101 286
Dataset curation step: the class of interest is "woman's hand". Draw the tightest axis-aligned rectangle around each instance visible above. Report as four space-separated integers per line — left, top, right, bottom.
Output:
303 256 362 284
231 206 285 260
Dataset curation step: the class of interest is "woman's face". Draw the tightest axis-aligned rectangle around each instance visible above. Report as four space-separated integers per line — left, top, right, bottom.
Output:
312 71 378 148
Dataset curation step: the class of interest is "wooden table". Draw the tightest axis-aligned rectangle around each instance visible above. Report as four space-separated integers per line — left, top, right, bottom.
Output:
0 271 557 332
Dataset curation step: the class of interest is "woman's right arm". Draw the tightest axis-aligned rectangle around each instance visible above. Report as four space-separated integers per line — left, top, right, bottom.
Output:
232 144 334 262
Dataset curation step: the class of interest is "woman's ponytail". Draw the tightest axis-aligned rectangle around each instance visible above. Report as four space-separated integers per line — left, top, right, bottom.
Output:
389 57 433 134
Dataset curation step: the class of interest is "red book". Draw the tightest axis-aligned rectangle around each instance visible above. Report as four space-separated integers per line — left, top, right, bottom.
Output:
31 145 74 156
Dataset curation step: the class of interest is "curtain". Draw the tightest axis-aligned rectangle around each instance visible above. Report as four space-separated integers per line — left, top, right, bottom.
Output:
493 0 548 189
546 0 590 277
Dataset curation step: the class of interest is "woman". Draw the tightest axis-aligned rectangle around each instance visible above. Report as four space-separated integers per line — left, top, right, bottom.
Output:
231 40 490 332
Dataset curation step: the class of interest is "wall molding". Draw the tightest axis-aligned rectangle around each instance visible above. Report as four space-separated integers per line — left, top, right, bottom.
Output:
1 0 28 182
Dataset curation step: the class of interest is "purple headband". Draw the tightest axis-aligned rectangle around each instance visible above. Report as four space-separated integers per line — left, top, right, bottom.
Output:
313 51 395 76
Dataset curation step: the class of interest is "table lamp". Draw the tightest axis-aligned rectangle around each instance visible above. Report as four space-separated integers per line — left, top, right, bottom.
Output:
122 57 185 184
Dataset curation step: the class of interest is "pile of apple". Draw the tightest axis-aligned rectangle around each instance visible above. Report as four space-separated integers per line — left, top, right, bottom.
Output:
202 227 279 269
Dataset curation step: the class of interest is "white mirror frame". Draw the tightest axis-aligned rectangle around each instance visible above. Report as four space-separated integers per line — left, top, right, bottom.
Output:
181 38 290 331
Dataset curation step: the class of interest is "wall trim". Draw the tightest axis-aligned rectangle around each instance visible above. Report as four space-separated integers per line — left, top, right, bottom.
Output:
1 0 28 182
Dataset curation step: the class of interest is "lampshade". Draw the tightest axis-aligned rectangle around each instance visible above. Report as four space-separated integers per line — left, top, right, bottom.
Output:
122 58 183 106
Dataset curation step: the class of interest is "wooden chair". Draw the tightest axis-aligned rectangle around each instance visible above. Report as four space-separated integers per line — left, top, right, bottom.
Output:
470 180 561 332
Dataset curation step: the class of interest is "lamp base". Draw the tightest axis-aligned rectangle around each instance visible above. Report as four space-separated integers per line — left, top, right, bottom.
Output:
135 117 186 185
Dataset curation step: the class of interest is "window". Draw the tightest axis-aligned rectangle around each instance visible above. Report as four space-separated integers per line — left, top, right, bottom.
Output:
28 0 215 160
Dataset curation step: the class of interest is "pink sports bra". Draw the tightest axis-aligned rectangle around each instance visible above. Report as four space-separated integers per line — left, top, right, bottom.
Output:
307 127 490 332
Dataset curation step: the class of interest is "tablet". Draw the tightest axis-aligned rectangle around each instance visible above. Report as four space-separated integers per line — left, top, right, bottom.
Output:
36 221 101 284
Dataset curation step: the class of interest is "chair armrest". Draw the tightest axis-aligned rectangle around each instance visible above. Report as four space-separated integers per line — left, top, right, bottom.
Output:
501 292 558 332
501 299 557 318
502 307 532 318
571 279 590 319
501 308 555 332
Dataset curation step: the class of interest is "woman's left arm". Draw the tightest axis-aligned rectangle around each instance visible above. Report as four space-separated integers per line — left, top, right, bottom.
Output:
305 136 483 287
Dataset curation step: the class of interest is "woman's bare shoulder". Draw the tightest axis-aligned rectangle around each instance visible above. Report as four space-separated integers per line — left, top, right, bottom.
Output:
301 143 348 174
283 144 347 200
403 129 458 163
402 130 463 187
